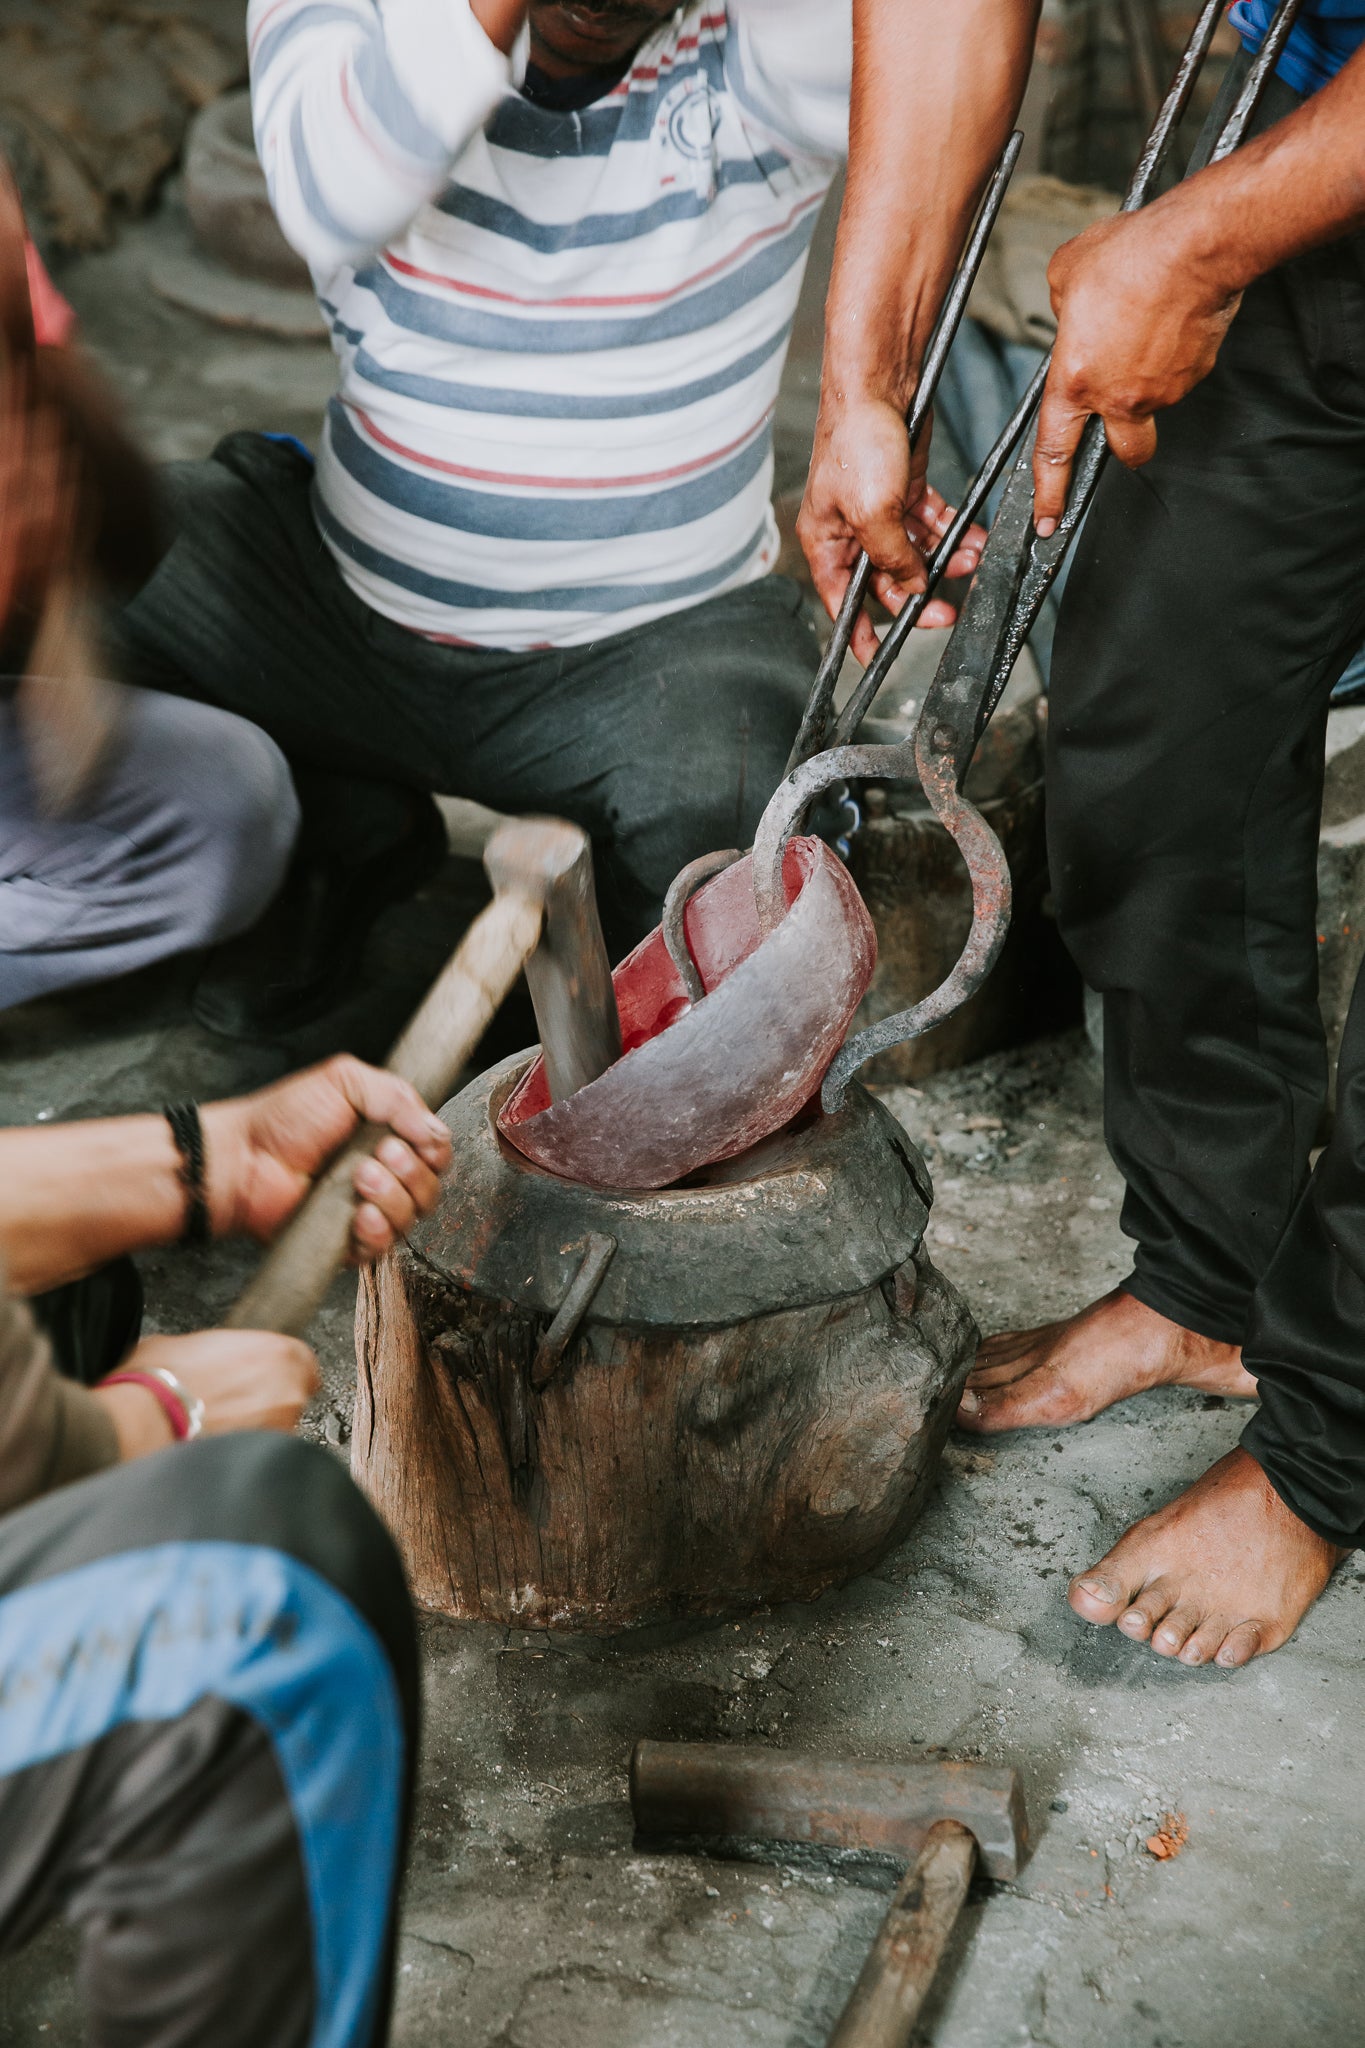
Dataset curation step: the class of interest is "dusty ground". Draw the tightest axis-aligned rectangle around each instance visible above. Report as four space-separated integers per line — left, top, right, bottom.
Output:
2 193 1364 2048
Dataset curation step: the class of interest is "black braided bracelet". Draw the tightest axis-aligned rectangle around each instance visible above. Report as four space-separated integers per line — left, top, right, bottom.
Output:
163 1101 211 1249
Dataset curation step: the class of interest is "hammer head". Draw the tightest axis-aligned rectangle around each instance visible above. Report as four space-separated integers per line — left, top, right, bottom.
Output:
483 816 622 1104
629 1740 1028 1883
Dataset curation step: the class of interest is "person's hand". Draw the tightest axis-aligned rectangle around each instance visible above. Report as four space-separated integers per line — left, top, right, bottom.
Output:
799 395 986 667
94 1329 321 1459
202 1054 454 1260
470 0 529 55
1032 207 1242 534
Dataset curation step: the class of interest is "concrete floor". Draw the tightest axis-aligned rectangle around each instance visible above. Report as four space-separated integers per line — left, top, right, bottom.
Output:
3 194 1364 2047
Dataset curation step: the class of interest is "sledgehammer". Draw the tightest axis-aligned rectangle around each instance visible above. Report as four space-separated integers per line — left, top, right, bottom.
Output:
630 1741 1028 2047
227 816 620 1336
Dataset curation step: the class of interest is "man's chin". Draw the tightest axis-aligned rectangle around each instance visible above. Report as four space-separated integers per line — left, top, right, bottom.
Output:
531 4 657 70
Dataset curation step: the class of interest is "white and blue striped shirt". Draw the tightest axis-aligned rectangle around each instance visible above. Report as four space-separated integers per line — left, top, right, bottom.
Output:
248 0 850 650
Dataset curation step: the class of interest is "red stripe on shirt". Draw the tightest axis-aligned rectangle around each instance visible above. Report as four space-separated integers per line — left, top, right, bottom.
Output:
348 400 772 489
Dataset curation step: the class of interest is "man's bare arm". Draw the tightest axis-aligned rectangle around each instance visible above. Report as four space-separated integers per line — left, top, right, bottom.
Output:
0 1058 452 1297
799 0 1039 663
1034 41 1365 528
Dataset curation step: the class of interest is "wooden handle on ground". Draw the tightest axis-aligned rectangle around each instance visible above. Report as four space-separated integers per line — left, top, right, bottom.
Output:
826 1820 977 2048
226 888 544 1337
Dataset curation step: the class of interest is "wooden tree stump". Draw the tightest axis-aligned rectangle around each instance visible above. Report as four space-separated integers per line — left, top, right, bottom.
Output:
353 1057 976 1632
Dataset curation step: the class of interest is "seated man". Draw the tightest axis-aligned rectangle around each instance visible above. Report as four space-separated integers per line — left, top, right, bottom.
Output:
0 1052 451 2044
0 202 299 1013
120 0 979 1038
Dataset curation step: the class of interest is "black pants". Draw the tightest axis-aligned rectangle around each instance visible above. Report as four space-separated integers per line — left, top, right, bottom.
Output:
1049 64 1365 1545
0 1435 418 2046
116 433 816 953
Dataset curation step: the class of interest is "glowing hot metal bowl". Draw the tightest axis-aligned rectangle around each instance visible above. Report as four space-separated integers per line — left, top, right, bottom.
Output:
498 835 876 1189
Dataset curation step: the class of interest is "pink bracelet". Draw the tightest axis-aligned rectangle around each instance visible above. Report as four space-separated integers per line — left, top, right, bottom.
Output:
101 1366 205 1442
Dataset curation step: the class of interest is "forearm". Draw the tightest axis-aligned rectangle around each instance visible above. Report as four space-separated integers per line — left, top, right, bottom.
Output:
249 0 527 273
0 1102 260 1293
1134 41 1365 297
824 0 1039 410
0 1117 193 1295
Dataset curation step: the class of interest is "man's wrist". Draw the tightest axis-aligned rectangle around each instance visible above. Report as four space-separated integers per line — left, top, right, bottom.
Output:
92 1380 176 1460
198 1101 246 1240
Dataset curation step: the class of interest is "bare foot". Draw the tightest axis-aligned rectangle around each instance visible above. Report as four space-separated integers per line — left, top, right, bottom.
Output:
958 1288 1256 1434
1068 1448 1349 1667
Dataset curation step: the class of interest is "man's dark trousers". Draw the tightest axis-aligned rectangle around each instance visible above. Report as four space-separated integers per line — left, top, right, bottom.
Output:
1048 67 1365 1548
117 434 816 956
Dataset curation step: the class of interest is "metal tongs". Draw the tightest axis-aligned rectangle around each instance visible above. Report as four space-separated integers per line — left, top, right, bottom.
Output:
754 0 1306 1111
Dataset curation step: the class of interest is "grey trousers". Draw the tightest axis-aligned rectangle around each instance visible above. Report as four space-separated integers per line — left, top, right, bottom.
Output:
0 687 299 1011
118 432 818 953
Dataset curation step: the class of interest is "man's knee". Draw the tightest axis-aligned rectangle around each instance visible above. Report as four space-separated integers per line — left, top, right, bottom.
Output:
603 578 813 906
61 1434 417 1713
125 692 300 945
167 1435 412 1660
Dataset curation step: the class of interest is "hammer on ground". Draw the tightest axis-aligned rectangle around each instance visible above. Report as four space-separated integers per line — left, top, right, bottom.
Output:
227 815 620 1336
630 1740 1028 2047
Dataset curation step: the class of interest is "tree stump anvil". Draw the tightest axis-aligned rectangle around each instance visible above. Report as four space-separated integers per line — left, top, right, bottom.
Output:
353 1054 976 1631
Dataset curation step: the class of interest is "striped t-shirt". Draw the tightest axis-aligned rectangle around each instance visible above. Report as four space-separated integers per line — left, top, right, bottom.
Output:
248 0 850 650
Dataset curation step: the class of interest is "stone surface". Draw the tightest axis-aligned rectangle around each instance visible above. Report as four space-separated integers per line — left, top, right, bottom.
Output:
183 90 312 288
0 2 246 253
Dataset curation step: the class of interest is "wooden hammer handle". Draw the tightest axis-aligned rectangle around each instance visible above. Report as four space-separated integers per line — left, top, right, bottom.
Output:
826 1820 977 2048
225 888 543 1337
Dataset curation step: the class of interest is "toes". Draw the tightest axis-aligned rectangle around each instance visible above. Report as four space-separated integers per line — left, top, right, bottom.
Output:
1214 1620 1266 1670
958 1365 1085 1433
967 1350 1046 1390
1113 1578 1181 1644
1149 1603 1203 1659
957 1383 1037 1432
1177 1614 1238 1667
974 1326 1058 1371
1068 1569 1133 1624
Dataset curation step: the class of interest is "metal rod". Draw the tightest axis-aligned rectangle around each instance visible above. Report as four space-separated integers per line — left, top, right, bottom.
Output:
786 131 1024 771
1121 0 1226 210
1117 0 1169 135
1210 0 1307 162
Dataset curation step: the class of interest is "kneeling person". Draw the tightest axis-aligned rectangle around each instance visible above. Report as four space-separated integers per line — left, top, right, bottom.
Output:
0 208 299 1012
0 1055 452 2043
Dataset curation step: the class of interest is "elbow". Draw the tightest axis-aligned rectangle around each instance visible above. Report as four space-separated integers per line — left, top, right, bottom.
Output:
256 118 378 275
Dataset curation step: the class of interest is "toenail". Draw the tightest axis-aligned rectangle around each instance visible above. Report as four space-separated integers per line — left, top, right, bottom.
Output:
959 1390 980 1414
1118 1611 1145 1635
1075 1575 1119 1603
